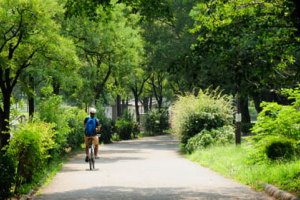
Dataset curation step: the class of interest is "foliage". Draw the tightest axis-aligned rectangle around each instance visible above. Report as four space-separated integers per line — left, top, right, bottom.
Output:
188 144 300 196
189 0 299 97
0 152 16 200
265 137 297 160
65 107 87 148
121 109 134 122
7 121 56 188
65 2 144 105
248 135 298 163
171 88 234 145
0 0 77 148
39 94 71 155
247 88 300 162
96 104 113 144
115 119 133 140
145 109 169 135
251 102 300 141
185 126 234 154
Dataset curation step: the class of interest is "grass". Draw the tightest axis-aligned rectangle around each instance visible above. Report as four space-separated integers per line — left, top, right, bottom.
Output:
187 144 300 196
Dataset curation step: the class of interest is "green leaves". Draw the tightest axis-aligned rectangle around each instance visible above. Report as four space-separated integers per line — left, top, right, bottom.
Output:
252 88 300 140
190 0 299 94
65 2 144 104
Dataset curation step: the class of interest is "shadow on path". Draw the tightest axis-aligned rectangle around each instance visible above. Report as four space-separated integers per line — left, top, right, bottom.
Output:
34 185 258 200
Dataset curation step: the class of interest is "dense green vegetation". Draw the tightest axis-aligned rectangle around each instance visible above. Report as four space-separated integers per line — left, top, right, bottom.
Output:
171 88 234 151
184 87 300 195
0 0 299 198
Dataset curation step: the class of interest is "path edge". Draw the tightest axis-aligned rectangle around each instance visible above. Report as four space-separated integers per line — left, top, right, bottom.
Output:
262 183 300 200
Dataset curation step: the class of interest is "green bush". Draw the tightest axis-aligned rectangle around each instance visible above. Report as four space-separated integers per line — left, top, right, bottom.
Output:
251 88 300 141
65 107 87 148
171 88 234 145
185 125 234 153
265 137 296 160
115 119 133 140
145 109 169 135
39 95 70 155
7 121 56 188
248 87 300 162
0 152 16 199
96 105 113 144
248 136 298 163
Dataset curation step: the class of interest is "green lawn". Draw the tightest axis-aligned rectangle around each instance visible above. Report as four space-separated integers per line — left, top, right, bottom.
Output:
187 144 300 196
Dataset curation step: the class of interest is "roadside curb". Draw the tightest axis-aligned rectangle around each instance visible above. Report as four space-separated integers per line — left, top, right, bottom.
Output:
19 189 36 200
262 183 300 200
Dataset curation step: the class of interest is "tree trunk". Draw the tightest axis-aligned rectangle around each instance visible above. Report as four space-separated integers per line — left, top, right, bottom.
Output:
143 97 149 113
235 94 242 145
149 96 153 110
28 75 35 118
240 96 251 123
0 92 12 150
252 92 263 113
121 99 127 115
116 95 121 118
157 98 163 111
133 92 140 124
28 96 34 119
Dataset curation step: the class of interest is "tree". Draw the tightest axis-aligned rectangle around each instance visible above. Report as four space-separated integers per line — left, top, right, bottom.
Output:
190 0 300 143
190 0 299 102
65 3 144 108
128 67 149 123
0 0 76 149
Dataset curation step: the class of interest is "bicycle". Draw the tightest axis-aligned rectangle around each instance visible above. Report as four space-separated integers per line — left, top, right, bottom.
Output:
87 134 100 170
88 141 95 170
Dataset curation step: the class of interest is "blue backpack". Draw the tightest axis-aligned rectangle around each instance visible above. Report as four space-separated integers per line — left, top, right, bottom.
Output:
85 117 97 136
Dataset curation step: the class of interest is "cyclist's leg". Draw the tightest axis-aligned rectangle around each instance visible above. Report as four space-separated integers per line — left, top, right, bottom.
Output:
84 136 90 162
93 135 99 157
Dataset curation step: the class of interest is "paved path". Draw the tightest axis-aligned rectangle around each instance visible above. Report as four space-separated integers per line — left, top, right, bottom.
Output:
33 135 273 200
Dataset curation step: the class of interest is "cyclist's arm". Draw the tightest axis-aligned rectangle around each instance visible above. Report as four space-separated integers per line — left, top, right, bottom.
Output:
96 119 101 132
84 117 88 127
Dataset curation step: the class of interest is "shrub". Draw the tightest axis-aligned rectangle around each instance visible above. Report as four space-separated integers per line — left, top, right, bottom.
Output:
115 119 133 140
265 137 296 160
65 107 87 148
171 88 234 145
251 88 300 141
212 125 235 144
96 105 114 144
39 95 71 155
7 121 56 188
185 125 235 153
145 109 169 135
248 87 300 162
186 132 214 153
248 136 298 163
0 152 16 199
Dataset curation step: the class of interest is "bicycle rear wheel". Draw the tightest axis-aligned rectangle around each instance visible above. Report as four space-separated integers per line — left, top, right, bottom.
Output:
92 158 95 169
89 158 93 170
89 145 94 170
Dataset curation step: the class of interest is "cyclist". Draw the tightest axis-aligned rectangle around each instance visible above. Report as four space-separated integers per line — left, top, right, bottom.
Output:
84 108 100 162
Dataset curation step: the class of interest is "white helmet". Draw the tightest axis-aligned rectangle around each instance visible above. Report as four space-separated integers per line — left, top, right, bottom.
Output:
89 108 96 114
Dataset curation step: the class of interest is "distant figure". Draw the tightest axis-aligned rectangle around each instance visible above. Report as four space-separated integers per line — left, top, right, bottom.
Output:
84 108 100 162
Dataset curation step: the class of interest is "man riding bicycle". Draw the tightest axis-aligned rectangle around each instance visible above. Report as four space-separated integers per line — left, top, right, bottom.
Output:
84 108 100 162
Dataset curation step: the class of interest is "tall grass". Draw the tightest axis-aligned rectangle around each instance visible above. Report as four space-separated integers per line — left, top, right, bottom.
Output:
188 144 300 196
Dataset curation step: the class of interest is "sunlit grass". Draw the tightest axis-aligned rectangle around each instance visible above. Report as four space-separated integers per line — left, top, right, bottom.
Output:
187 144 300 196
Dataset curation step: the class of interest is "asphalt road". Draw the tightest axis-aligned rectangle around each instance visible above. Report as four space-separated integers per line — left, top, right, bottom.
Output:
33 135 273 200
